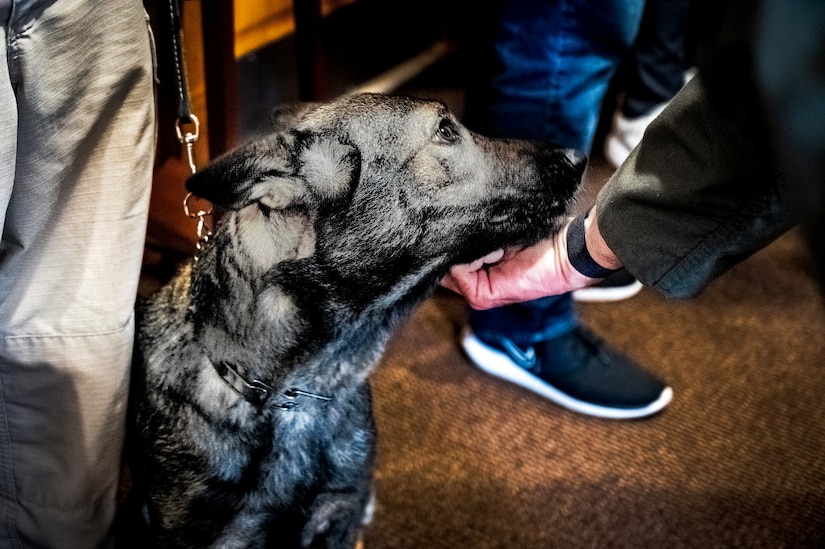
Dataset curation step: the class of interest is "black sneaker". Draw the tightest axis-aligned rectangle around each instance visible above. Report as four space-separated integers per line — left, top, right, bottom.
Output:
573 269 643 302
461 326 672 419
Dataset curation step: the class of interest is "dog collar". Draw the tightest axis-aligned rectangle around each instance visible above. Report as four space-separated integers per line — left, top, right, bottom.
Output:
212 361 332 410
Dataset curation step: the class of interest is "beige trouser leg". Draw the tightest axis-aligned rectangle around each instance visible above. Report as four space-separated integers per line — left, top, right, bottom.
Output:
0 0 156 546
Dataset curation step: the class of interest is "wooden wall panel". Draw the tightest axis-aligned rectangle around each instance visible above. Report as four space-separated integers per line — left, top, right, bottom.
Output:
234 0 357 57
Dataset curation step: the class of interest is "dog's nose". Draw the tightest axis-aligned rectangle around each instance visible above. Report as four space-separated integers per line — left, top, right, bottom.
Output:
564 148 587 177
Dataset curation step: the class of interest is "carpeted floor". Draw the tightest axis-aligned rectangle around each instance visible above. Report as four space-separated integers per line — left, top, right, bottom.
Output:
362 223 825 548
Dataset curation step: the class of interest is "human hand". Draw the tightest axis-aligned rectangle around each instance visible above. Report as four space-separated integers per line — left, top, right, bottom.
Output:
441 219 602 310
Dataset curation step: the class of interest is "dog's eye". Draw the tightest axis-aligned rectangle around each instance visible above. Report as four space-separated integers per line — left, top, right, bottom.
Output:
435 118 460 144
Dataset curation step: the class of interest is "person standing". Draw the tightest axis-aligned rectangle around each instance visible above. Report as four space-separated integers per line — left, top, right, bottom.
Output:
459 0 671 420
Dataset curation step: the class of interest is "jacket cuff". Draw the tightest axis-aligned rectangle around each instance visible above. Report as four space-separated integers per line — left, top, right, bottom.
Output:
566 210 621 279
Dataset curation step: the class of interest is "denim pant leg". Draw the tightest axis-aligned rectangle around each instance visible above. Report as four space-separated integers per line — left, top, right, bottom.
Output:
470 296 579 347
483 0 644 152
622 0 692 118
468 0 643 346
0 1 155 547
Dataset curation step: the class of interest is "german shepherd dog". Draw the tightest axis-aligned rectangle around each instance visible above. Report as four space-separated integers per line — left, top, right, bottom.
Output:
129 93 584 548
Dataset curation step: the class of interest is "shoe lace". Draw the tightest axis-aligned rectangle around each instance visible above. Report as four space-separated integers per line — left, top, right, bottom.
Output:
572 329 611 365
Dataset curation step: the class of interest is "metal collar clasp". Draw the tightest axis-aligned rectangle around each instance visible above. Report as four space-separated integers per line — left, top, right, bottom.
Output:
212 360 331 411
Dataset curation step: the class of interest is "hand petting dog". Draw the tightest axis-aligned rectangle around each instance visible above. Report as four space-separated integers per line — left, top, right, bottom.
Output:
442 212 623 310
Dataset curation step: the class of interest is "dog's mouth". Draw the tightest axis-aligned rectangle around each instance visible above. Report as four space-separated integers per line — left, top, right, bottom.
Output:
487 207 567 233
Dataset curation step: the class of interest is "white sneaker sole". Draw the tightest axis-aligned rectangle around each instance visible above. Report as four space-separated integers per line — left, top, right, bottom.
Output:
460 327 672 420
573 279 643 302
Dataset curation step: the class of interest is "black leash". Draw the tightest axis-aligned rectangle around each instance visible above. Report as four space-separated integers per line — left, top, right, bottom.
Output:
165 0 212 254
167 0 198 172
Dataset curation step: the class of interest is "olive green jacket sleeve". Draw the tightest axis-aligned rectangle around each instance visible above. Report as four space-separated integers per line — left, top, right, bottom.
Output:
594 76 796 299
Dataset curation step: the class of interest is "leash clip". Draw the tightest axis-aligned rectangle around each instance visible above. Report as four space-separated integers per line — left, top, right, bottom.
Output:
183 191 213 260
175 114 200 175
177 118 212 255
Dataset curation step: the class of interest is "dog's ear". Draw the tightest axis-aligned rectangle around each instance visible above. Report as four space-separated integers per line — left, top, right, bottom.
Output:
186 131 361 211
186 133 308 211
298 134 361 201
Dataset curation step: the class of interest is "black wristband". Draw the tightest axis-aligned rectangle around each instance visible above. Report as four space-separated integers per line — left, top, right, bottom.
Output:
566 211 621 279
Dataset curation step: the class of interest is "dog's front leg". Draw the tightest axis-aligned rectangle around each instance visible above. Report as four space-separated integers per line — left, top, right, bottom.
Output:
301 385 376 549
301 489 373 548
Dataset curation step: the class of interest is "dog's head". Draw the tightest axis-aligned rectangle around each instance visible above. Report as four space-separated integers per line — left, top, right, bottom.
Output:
187 93 583 310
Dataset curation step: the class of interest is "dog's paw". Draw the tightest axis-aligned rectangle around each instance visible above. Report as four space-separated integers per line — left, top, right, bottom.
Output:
301 492 364 548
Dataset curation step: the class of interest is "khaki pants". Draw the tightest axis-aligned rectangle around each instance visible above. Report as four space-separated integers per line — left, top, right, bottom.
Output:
0 0 155 546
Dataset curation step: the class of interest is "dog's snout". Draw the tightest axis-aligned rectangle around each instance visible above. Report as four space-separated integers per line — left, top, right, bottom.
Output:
564 148 587 177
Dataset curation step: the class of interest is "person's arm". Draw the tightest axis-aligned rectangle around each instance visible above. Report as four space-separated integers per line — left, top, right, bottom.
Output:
444 75 798 308
595 75 794 298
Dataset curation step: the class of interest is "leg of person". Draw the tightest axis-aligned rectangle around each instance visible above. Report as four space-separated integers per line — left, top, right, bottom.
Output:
0 2 15 235
604 0 693 168
621 0 692 118
0 0 155 546
463 294 671 420
470 0 645 151
461 0 670 420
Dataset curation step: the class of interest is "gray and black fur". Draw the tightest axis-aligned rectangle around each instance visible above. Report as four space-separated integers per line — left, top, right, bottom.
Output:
128 93 584 548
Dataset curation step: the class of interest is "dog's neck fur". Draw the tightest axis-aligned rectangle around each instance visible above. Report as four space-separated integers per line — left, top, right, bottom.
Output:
184 217 436 409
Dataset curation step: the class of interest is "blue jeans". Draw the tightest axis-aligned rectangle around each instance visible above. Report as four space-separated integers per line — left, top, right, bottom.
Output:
467 0 643 347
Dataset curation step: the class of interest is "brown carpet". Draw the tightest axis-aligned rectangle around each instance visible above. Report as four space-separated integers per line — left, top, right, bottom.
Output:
361 226 825 548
